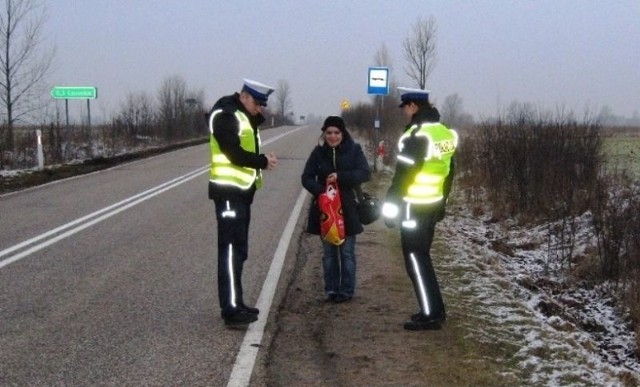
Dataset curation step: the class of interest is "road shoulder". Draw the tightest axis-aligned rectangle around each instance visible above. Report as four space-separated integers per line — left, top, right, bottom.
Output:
259 190 516 386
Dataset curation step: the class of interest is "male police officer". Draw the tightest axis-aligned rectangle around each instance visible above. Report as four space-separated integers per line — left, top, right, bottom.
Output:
382 87 458 331
208 79 278 326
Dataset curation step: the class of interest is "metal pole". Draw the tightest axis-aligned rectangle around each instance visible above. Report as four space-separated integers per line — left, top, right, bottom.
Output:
65 99 69 128
87 99 91 128
65 99 70 160
373 95 381 172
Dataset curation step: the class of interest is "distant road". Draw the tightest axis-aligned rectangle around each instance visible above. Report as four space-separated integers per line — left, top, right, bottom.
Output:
0 125 316 386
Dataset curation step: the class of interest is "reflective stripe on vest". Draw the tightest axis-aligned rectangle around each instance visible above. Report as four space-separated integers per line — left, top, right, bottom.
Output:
208 109 263 190
397 123 458 204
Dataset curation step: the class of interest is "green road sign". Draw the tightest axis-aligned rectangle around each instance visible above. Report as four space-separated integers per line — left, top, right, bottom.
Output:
51 86 97 99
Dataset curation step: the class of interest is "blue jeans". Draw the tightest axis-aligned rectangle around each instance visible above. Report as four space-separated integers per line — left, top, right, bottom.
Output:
321 235 356 297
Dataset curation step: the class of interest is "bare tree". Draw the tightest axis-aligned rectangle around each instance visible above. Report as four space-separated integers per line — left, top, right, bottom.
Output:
402 16 437 89
0 0 54 151
157 74 187 140
441 94 463 126
374 43 392 70
184 88 205 135
441 93 474 129
118 91 156 140
374 42 397 96
274 79 292 125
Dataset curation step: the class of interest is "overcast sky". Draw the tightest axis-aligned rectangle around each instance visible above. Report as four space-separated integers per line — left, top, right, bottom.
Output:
46 0 639 123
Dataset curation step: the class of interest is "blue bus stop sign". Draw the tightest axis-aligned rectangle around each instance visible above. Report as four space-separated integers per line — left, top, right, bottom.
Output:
367 67 389 95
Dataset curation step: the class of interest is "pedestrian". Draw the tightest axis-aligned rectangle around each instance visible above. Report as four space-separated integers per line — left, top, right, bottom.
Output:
382 87 458 331
301 116 371 303
207 79 278 327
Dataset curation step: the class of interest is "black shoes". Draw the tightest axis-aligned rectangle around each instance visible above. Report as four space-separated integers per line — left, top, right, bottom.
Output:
325 293 338 302
223 310 258 326
240 304 259 315
223 302 259 326
325 293 352 303
333 294 352 303
404 314 445 331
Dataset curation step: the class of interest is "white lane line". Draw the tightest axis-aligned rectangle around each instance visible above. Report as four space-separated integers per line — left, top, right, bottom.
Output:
0 167 207 261
0 167 208 269
226 189 308 387
0 126 308 270
263 125 307 144
1 126 312 383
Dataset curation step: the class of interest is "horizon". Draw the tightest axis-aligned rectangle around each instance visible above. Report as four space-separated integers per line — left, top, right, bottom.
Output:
12 1 640 125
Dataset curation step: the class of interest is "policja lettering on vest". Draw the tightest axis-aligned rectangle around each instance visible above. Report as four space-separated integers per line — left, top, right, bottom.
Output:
399 122 458 204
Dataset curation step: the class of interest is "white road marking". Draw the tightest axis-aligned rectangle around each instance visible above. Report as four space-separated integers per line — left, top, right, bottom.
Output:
0 126 308 269
1 125 311 385
226 189 308 387
0 167 208 269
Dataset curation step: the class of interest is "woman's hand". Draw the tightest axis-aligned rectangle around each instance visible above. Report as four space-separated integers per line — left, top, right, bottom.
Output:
326 173 337 184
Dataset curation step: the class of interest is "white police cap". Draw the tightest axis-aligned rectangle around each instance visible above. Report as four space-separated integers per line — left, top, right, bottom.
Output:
397 86 430 107
242 79 274 106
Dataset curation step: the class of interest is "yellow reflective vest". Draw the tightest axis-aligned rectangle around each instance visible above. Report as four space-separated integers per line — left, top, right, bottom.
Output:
398 123 458 204
208 109 262 190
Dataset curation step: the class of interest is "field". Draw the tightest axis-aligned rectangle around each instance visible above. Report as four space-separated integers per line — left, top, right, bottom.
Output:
602 132 640 176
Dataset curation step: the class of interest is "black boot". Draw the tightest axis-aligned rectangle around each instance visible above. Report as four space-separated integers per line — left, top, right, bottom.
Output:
404 314 443 331
240 302 259 315
410 311 446 322
223 309 258 326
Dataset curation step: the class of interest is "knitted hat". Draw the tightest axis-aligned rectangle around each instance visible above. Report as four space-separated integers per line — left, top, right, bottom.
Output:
321 116 346 132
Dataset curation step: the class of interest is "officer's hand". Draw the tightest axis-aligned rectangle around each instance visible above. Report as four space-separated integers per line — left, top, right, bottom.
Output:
384 218 397 228
381 202 399 229
266 152 278 170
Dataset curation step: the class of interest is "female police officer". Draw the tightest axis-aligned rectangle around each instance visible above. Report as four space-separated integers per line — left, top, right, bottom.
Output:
382 87 458 331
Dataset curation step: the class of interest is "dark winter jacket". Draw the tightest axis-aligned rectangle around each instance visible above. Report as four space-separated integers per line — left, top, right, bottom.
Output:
207 93 269 203
301 130 371 236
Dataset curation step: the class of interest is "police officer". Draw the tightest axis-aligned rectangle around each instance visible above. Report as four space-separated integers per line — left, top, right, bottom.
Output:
382 87 458 331
208 79 278 326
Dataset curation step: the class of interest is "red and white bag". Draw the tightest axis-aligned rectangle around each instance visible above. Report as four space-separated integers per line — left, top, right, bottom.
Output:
318 182 345 246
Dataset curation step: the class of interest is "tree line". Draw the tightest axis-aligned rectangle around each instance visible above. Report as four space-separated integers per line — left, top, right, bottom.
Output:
0 0 301 170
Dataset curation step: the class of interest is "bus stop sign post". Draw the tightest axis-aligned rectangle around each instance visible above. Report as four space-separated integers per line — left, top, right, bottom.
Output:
367 68 389 171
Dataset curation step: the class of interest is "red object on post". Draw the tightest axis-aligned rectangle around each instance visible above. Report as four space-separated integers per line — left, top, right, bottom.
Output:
376 141 386 157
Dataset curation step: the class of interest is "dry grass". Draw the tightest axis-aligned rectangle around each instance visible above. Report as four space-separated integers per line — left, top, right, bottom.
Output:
0 138 206 195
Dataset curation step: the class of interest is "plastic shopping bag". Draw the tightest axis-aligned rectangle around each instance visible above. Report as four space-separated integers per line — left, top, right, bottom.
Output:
318 182 345 246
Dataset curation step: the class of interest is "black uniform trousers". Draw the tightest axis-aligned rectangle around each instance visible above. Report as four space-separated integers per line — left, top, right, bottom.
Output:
214 197 251 318
399 203 446 321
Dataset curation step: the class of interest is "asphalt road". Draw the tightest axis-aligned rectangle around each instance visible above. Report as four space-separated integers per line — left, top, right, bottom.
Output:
0 125 316 386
